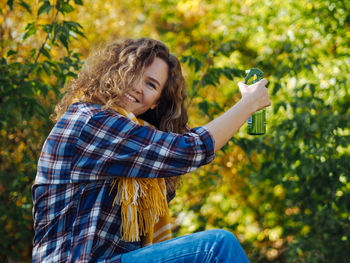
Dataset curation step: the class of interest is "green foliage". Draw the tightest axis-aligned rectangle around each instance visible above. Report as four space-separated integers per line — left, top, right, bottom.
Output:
165 0 350 262
1 0 349 262
236 84 350 262
0 0 84 261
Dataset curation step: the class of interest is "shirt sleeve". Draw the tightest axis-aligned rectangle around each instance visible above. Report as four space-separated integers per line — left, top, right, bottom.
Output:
71 111 215 181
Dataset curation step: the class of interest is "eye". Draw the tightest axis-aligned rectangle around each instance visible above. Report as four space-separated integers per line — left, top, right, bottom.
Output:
147 81 157 90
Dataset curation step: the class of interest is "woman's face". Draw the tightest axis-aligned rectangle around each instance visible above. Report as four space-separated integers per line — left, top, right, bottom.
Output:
121 57 169 116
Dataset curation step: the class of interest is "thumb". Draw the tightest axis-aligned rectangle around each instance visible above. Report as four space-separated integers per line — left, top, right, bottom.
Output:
238 81 248 93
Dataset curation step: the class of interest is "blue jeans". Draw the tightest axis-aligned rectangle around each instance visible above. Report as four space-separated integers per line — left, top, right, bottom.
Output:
121 229 250 263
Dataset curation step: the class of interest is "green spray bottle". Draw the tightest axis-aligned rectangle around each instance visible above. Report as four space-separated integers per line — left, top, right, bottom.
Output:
244 68 266 135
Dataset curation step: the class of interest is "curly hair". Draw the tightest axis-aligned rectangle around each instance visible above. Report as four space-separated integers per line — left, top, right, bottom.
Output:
53 38 188 133
52 37 189 189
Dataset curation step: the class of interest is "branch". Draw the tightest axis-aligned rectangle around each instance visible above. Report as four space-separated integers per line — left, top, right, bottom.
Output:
24 2 60 79
188 62 210 107
34 8 60 64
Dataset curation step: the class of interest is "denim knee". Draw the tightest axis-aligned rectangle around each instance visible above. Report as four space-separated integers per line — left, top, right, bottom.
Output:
209 229 238 244
207 229 249 263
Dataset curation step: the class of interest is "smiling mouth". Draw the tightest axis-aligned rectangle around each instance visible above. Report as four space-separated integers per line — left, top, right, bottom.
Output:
125 93 139 103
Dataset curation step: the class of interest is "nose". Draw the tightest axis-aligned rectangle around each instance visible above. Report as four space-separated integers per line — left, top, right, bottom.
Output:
133 80 143 94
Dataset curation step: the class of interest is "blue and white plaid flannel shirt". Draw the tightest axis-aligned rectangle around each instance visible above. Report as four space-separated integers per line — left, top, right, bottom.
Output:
32 102 215 262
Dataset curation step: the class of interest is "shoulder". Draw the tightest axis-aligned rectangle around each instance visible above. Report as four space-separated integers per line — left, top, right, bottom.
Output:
67 103 153 140
65 102 103 119
61 102 131 126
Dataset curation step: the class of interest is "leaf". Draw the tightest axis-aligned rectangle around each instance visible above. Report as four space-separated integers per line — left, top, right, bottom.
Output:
41 24 52 34
59 34 69 50
53 23 60 42
7 0 14 10
309 84 316 95
272 83 282 95
19 0 31 14
38 1 52 16
30 49 36 59
42 61 52 76
198 100 209 115
180 56 188 63
221 68 234 80
60 3 74 14
274 102 287 114
194 59 202 73
7 50 18 56
74 0 83 5
40 46 51 59
64 21 83 30
33 103 48 118
180 55 203 73
23 23 37 41
63 21 86 38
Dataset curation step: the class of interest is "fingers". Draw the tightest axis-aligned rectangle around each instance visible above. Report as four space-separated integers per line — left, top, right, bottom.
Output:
264 90 272 107
238 81 247 88
258 78 268 86
266 96 272 107
238 81 248 94
238 79 268 95
239 79 268 89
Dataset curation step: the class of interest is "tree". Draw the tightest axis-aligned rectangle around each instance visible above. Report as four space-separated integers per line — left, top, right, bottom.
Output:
1 0 349 262
0 0 84 261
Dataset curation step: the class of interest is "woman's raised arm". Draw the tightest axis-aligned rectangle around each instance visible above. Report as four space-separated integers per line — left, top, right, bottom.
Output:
205 79 271 152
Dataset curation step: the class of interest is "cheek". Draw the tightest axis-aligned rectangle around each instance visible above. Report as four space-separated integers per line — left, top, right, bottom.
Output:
151 95 161 107
145 90 160 105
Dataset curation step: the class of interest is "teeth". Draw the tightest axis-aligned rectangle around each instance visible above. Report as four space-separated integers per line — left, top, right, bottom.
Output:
125 93 137 102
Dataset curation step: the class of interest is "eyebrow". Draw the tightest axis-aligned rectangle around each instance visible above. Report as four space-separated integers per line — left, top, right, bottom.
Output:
147 76 161 87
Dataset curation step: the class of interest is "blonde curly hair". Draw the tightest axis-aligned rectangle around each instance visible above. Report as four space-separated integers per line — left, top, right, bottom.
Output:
52 37 189 190
52 37 188 134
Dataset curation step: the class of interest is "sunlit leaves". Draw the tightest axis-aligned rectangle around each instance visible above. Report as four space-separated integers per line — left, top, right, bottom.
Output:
23 22 37 41
7 0 14 10
1 0 349 262
1 1 84 261
38 0 52 15
180 55 203 73
19 0 31 14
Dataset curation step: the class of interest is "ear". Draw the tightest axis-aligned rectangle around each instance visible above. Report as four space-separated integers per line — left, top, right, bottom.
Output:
150 104 158 110
150 100 160 110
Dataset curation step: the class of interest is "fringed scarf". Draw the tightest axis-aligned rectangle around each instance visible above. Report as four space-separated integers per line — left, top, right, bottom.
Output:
109 107 172 246
72 98 172 246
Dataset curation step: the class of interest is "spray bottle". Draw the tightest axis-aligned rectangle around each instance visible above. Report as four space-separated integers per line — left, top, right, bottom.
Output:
244 68 266 135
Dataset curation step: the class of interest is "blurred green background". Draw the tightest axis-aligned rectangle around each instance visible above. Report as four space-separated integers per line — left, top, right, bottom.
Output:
1 0 349 262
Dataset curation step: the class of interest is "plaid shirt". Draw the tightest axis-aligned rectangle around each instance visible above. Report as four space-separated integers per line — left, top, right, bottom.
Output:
32 102 215 263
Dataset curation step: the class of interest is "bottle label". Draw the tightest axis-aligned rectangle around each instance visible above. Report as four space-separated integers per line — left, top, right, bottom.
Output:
247 116 252 129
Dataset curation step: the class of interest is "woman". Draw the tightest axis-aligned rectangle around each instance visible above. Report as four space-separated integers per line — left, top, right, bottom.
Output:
32 38 270 262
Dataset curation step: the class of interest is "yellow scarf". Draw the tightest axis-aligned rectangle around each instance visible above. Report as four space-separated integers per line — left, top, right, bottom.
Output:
109 107 172 246
72 97 171 246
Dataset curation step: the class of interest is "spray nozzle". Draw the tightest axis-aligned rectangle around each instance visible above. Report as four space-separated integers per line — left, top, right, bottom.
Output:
244 68 264 84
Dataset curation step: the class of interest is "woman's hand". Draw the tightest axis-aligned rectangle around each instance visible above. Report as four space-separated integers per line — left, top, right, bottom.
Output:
238 79 271 112
204 79 272 152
